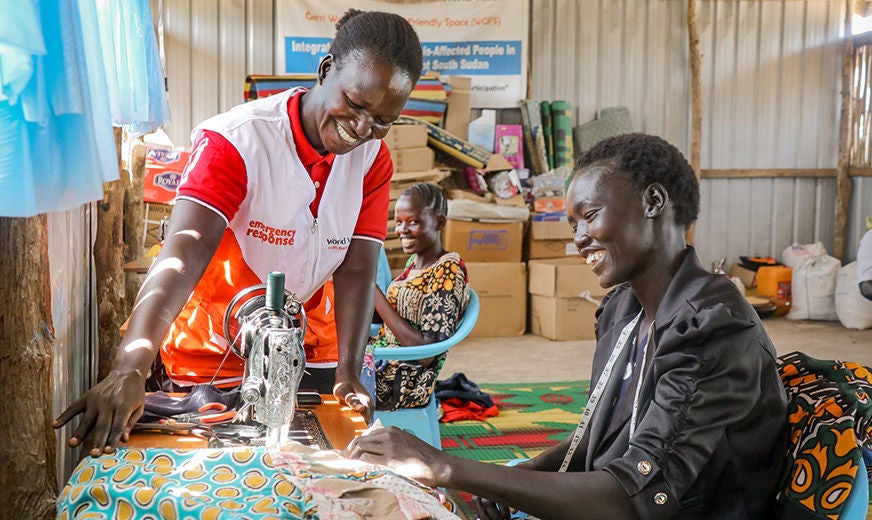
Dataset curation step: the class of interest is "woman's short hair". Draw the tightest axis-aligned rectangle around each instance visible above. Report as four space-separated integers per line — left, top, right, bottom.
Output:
402 183 448 218
576 133 700 227
331 10 423 85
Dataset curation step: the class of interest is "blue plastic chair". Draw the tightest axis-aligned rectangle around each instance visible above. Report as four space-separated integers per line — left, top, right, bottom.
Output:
370 247 394 337
371 289 480 449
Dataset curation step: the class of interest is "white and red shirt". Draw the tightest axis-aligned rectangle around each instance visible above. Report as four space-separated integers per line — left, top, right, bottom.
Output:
162 88 391 385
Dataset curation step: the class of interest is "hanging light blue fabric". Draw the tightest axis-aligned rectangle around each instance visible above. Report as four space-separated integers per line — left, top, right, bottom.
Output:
95 0 172 135
0 0 171 217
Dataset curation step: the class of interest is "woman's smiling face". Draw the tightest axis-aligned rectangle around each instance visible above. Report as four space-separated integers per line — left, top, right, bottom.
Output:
393 193 443 257
567 164 656 289
306 52 413 155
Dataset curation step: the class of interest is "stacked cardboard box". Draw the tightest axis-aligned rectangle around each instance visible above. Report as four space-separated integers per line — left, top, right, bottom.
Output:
464 262 527 338
442 219 524 264
144 202 173 249
143 147 188 249
527 257 607 341
386 123 435 174
524 218 576 260
439 195 528 338
444 76 471 140
442 215 526 338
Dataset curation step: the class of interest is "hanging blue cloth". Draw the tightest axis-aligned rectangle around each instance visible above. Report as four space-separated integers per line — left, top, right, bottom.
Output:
95 0 172 135
0 0 171 217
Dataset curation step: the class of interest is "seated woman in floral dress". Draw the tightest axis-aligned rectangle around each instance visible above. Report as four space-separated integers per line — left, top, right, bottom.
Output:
363 182 469 411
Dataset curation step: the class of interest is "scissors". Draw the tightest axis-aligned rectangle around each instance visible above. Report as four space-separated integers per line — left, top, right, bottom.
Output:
131 420 203 436
162 402 236 425
170 402 237 425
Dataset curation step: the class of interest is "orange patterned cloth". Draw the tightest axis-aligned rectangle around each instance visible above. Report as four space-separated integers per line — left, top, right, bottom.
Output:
776 351 872 519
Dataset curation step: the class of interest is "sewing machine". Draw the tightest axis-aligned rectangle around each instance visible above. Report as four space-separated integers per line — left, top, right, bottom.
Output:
127 271 367 451
222 271 307 448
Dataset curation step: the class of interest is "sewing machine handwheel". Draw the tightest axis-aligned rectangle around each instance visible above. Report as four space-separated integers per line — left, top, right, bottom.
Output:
223 284 305 359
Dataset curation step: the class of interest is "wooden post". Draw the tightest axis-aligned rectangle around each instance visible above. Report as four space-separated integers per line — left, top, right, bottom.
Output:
687 0 702 244
836 0 856 260
124 143 147 317
94 128 126 379
0 216 58 519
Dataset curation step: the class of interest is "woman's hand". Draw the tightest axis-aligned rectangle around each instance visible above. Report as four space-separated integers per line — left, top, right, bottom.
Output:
52 200 226 458
52 369 146 457
334 373 373 423
473 496 515 520
343 426 445 487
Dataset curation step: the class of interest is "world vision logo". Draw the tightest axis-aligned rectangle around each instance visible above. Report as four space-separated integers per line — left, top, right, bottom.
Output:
246 220 295 246
325 236 351 250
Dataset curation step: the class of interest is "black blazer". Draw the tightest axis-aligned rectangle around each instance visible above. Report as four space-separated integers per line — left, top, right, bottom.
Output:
575 248 788 520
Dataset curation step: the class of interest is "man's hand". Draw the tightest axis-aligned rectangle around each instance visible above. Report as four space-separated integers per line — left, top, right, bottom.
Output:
333 373 373 423
52 369 146 458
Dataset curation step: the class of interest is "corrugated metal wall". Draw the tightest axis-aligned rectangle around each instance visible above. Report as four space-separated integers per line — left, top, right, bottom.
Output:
531 0 851 266
49 207 98 484
156 0 868 265
157 0 275 148
696 1 844 266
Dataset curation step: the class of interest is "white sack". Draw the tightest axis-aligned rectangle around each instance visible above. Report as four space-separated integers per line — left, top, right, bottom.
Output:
835 262 872 330
782 242 827 268
787 254 840 321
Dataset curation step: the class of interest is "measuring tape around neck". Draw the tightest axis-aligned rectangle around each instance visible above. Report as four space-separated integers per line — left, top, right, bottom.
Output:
558 310 644 472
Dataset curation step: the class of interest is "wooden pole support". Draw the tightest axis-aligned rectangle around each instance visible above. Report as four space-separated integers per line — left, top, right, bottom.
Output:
687 0 702 245
835 0 856 260
0 215 58 519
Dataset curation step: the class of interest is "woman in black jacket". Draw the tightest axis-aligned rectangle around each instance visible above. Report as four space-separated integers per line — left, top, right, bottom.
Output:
346 133 788 520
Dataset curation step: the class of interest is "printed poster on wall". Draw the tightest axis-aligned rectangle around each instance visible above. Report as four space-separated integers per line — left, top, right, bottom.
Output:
275 0 528 109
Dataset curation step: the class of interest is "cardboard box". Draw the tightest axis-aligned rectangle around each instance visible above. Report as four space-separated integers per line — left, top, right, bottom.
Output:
466 262 526 337
525 239 576 260
524 219 576 260
729 263 757 288
383 124 428 150
443 76 471 140
144 148 189 204
144 202 173 249
494 194 527 208
389 170 450 200
445 188 493 203
390 147 435 172
529 219 573 241
442 219 523 263
528 257 607 298
529 294 598 341
391 169 450 185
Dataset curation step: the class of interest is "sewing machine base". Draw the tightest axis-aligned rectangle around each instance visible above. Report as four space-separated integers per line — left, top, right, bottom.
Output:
207 410 332 450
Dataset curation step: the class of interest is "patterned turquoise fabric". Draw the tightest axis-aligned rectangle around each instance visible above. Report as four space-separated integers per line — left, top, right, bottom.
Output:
59 447 308 519
58 444 459 519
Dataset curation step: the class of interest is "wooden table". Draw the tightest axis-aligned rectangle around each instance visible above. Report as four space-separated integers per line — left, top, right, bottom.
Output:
123 395 367 450
122 256 154 274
